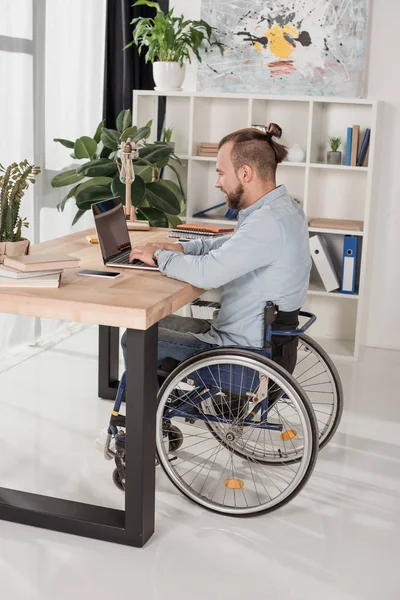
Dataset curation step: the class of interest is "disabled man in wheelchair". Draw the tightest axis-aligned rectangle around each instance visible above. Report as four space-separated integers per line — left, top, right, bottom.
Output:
105 124 343 516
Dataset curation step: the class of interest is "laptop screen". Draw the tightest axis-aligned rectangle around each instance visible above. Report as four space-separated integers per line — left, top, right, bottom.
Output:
92 198 132 263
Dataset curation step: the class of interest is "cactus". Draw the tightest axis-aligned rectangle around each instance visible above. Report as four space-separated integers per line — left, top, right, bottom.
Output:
0 160 40 242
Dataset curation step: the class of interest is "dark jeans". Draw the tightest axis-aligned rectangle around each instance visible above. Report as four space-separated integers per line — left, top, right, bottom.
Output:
121 314 217 369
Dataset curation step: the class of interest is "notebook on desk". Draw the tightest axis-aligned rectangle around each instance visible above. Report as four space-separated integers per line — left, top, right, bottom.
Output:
92 198 158 271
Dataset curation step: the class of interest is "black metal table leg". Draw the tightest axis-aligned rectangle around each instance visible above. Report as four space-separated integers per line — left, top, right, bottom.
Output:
98 325 119 400
0 323 159 547
124 324 158 546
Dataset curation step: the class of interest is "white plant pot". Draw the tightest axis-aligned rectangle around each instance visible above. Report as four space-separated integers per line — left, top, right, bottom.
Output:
153 62 185 91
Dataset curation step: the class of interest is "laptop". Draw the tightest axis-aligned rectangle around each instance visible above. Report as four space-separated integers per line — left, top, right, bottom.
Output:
92 198 158 271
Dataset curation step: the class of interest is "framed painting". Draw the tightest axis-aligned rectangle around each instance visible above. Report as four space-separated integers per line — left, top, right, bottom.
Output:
198 0 369 97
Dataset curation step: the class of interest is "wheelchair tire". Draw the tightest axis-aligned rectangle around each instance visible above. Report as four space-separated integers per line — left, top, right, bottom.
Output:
295 334 344 450
156 348 318 517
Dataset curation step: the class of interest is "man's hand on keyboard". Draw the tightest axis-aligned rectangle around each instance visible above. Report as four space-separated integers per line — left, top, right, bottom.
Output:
129 241 184 266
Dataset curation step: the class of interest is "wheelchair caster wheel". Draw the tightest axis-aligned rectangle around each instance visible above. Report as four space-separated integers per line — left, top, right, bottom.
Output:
168 425 183 452
112 468 125 492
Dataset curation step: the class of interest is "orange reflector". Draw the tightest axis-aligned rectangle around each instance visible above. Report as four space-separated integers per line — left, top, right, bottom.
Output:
224 478 244 490
112 411 119 416
281 429 297 441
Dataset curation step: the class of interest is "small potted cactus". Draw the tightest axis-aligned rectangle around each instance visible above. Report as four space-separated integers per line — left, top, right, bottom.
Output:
0 160 41 263
327 137 342 165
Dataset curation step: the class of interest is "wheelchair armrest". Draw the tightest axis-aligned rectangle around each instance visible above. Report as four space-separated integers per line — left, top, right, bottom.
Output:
271 311 316 337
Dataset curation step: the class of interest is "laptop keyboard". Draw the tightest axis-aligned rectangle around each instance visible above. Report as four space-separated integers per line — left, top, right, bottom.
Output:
111 251 131 265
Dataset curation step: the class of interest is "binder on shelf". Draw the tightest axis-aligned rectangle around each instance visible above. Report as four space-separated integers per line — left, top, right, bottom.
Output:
356 128 371 167
345 127 353 166
341 235 359 294
192 203 238 220
309 234 340 292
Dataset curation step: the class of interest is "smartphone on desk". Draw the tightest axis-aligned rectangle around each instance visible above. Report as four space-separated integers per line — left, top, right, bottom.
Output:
77 269 121 278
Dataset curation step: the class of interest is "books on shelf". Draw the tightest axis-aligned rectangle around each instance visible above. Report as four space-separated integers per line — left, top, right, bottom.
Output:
0 272 61 288
191 299 221 319
3 253 80 272
309 218 364 232
198 142 218 157
169 224 234 239
345 125 370 167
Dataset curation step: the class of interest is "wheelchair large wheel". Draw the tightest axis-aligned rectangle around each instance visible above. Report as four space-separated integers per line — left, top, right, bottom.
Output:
156 349 318 517
294 334 343 449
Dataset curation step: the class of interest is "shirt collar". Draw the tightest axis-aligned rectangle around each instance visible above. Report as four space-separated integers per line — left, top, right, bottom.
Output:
240 185 288 219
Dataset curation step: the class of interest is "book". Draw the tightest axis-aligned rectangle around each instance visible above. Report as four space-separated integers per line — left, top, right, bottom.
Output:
350 125 360 166
309 218 364 231
356 128 371 167
0 265 63 279
345 127 353 166
3 253 80 272
0 273 61 288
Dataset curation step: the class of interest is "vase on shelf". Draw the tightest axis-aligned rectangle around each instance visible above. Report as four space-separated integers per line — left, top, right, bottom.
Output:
327 151 342 165
287 144 305 163
153 62 185 91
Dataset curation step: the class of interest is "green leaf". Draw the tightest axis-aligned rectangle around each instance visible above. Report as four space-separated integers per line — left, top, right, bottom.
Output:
54 138 75 149
166 214 182 228
137 207 168 228
74 136 98 159
57 184 81 212
159 179 185 210
93 120 105 143
133 0 163 12
101 128 120 150
111 175 146 207
133 164 153 182
145 180 181 215
77 158 118 177
74 177 113 197
51 169 85 188
121 126 137 142
166 163 185 198
72 209 86 227
137 144 173 165
75 185 113 209
116 109 132 133
100 144 112 159
130 126 151 144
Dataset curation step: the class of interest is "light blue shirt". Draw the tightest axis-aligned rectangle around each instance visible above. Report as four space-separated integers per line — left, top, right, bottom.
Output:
157 185 311 348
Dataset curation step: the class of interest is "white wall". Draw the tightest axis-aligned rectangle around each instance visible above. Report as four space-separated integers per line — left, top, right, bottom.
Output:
171 0 400 351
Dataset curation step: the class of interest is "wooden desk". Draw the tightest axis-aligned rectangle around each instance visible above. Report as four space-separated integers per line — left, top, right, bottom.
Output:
0 228 202 547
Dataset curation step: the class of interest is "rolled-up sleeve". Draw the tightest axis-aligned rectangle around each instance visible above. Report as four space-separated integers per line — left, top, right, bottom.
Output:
180 235 233 256
157 217 282 290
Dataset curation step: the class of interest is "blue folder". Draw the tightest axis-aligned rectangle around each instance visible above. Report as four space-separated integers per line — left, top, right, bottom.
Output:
341 235 358 294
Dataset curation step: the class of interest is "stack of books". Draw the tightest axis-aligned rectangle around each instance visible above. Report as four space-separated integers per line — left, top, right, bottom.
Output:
345 126 371 167
0 254 80 288
198 142 218 157
169 224 235 240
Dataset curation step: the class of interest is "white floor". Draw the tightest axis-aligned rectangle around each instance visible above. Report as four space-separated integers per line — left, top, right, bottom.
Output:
0 326 399 600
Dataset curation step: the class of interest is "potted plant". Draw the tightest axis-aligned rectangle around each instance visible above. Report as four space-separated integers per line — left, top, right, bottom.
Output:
0 160 41 263
51 109 185 228
327 137 342 165
125 0 223 91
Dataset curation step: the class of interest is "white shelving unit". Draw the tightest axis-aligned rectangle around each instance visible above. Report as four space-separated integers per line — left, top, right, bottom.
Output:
133 90 379 360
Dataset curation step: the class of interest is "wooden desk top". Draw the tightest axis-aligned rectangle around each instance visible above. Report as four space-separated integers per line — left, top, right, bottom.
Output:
0 228 203 330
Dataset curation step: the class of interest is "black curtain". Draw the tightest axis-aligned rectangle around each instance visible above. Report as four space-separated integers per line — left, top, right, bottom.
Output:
103 0 169 130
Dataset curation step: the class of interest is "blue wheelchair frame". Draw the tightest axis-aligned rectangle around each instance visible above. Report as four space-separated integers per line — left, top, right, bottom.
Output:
108 303 316 439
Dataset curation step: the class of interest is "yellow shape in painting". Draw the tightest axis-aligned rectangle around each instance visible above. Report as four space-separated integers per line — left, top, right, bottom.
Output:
254 41 262 53
281 429 297 441
224 478 244 490
265 23 299 59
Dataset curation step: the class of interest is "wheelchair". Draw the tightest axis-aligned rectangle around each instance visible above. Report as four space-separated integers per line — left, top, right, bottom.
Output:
103 303 343 516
